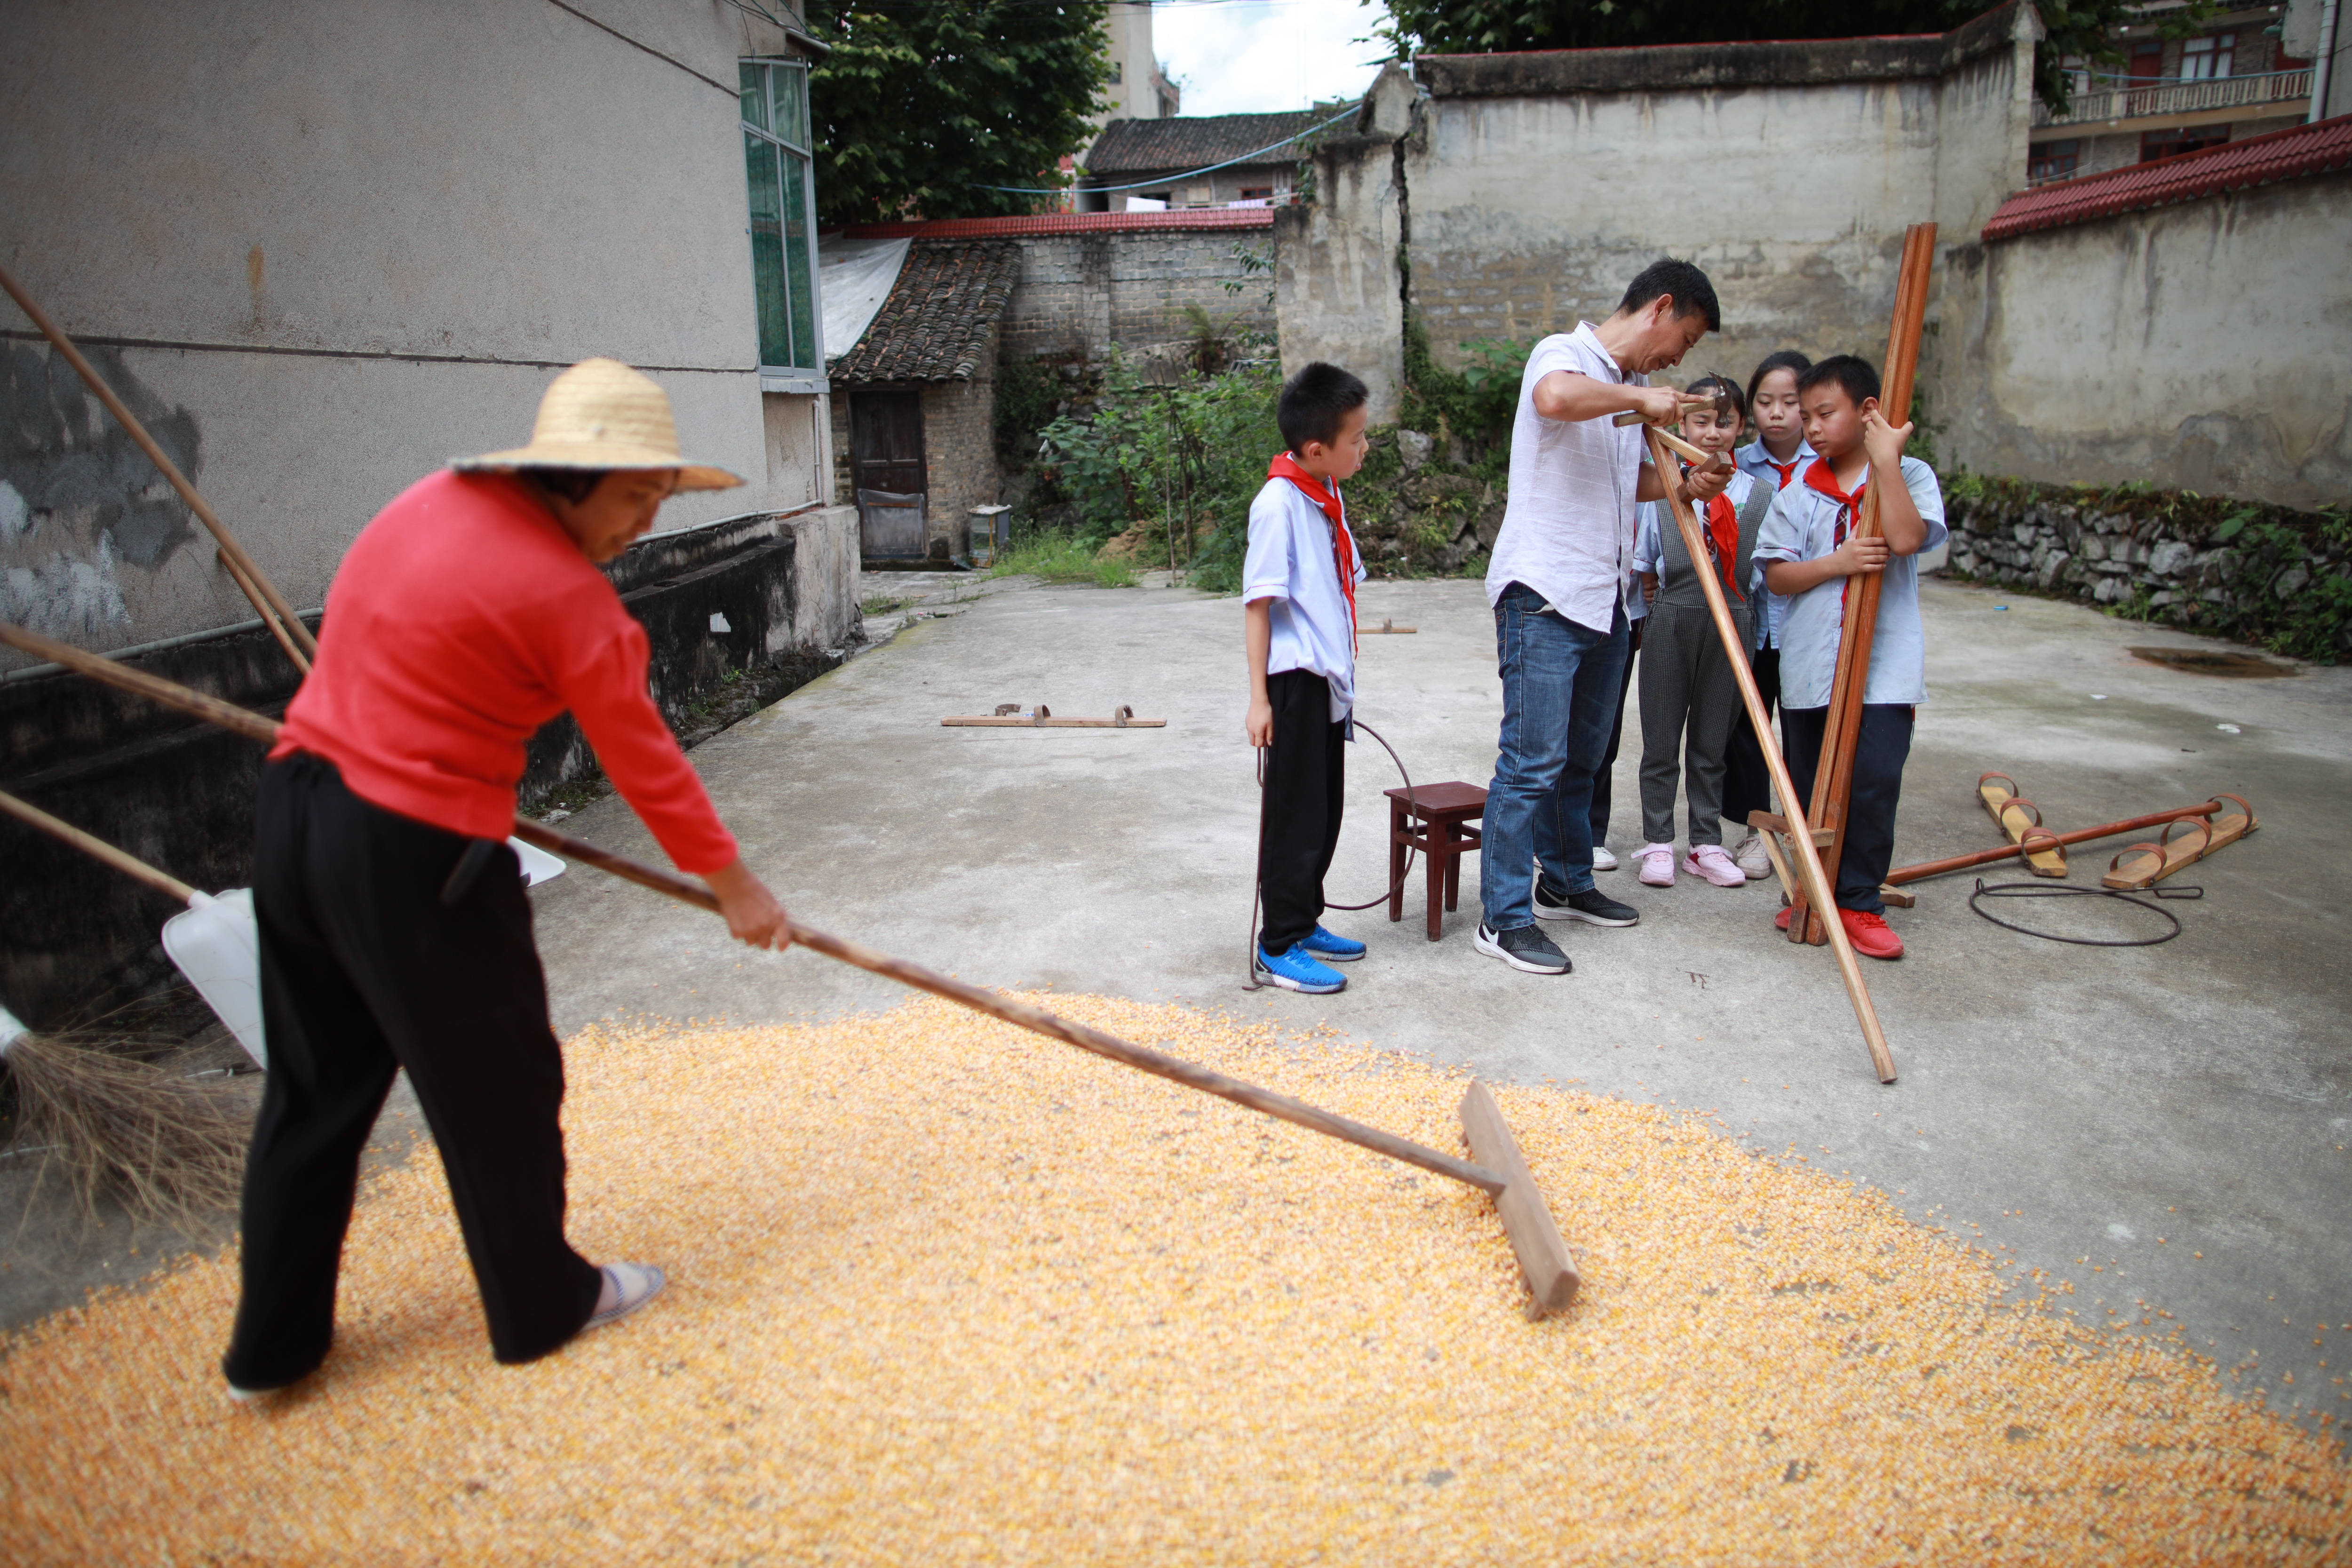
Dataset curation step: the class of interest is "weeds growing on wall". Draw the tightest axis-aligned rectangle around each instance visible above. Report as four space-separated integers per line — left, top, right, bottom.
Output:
1399 313 1526 470
984 535 1138 589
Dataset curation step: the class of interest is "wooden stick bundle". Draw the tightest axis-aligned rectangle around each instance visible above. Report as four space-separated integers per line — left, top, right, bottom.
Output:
0 261 318 673
1788 224 1936 945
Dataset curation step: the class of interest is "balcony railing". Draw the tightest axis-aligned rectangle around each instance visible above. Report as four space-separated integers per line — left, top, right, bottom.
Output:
2033 68 2312 128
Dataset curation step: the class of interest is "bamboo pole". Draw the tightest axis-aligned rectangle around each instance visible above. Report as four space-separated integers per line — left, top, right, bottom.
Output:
0 788 195 903
1789 223 1936 945
0 615 1524 1196
1643 431 1898 1083
0 261 317 669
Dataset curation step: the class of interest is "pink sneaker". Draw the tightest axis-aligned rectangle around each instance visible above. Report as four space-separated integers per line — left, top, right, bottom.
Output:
1634 843 1676 886
1684 844 1746 888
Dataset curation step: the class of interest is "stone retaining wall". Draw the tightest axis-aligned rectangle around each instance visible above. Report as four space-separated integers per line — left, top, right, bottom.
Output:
1941 475 2352 663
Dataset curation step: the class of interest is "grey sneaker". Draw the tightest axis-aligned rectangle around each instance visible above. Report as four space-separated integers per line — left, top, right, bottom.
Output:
1475 923 1571 974
1730 832 1773 880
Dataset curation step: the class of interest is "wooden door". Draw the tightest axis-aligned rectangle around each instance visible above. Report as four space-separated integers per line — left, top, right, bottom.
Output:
850 390 926 560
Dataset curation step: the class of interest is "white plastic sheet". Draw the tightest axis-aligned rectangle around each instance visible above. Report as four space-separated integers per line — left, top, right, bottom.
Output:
817 236 911 365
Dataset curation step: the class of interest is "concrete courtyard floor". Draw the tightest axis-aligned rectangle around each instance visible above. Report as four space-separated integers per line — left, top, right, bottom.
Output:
529 570 2352 1436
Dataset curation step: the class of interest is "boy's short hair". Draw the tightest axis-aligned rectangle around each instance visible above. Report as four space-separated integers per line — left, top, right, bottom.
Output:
1618 258 1721 333
1277 362 1370 454
1682 373 1746 427
1797 354 1881 407
1744 350 1812 410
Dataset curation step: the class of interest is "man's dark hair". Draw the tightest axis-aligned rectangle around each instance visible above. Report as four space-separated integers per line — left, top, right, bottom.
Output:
1796 355 1881 407
517 467 612 503
1682 374 1746 427
1277 362 1370 454
1745 350 1812 411
1618 258 1720 333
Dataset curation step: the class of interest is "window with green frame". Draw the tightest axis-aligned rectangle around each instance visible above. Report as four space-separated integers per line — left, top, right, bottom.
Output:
739 58 823 390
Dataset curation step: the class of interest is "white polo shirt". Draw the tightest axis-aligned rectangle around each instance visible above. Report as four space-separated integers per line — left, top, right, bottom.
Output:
1243 473 1364 723
1752 455 1947 709
1484 323 1647 635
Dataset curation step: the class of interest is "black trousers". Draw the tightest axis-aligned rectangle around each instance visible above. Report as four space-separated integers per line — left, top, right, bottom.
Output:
1720 645 1781 829
1257 669 1345 954
1779 702 1915 915
1588 616 1643 847
223 754 602 1389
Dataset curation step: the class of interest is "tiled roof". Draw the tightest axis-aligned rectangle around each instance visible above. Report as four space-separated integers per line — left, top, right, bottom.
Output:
828 240 1019 384
838 209 1275 240
1985 114 2352 241
1083 111 1324 176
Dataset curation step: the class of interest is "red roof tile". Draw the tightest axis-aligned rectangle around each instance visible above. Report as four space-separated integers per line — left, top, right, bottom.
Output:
837 209 1275 240
1985 115 2352 241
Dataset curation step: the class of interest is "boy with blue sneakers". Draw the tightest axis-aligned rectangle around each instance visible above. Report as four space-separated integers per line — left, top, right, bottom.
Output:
1243 363 1372 994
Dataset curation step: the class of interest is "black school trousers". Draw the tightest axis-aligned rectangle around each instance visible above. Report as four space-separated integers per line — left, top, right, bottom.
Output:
1720 645 1781 829
1257 669 1346 955
222 753 603 1390
1779 702 1915 916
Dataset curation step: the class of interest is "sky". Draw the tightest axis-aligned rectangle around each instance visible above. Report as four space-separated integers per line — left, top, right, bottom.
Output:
1149 0 1395 116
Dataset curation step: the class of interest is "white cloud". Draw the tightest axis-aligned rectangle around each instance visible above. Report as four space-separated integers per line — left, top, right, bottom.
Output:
1151 0 1392 116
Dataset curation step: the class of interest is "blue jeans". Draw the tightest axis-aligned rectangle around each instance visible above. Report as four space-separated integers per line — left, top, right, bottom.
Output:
1482 582 1630 931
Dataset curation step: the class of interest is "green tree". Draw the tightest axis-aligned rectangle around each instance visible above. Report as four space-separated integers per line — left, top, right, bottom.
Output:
807 1 1112 226
1375 0 2213 114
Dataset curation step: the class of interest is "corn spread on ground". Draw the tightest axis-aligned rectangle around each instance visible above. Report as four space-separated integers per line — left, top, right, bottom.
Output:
2 993 2342 1564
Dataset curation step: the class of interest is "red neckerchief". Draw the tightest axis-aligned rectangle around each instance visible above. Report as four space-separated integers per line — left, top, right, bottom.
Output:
1803 457 1870 546
1703 488 1745 604
1269 453 1357 651
1766 454 1802 490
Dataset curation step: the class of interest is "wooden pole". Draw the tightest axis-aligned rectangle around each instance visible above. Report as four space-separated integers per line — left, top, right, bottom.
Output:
1643 432 1898 1082
0 615 1526 1197
0 788 196 904
1789 223 1936 945
0 261 318 670
1884 801 2220 885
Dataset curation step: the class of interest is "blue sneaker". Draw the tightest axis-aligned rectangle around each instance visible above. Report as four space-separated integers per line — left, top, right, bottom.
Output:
1299 924 1366 962
1255 941 1347 994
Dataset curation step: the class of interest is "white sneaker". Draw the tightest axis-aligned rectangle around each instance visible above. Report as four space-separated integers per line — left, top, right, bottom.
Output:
1591 844 1620 872
1685 844 1747 888
1634 843 1676 887
584 1262 667 1332
1729 832 1773 880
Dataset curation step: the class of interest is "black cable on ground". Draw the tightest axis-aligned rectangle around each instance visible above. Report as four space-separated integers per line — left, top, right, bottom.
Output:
1966 877 2201 947
1245 717 1419 990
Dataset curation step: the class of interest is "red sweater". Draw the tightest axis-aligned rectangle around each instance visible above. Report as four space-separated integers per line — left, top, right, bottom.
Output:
273 470 739 874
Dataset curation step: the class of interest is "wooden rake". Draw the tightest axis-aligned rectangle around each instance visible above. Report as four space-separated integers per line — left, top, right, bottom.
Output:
0 618 1582 1318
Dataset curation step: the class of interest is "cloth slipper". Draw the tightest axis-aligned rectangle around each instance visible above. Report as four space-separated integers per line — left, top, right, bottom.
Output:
584 1262 667 1332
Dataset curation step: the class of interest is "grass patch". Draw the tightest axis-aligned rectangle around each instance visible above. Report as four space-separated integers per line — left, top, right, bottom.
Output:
987 534 1138 589
858 593 909 616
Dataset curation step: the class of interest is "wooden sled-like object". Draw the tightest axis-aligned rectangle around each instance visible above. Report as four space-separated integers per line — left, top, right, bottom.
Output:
2101 793 2256 890
1978 773 2067 877
942 703 1166 729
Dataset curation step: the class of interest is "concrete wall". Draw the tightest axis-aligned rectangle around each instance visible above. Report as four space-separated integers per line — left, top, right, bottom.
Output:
1939 171 2352 510
1279 7 2042 420
997 231 1277 364
0 0 829 662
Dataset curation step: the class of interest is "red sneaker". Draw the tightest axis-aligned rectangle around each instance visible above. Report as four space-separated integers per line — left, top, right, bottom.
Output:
1774 904 1793 931
1840 907 1905 960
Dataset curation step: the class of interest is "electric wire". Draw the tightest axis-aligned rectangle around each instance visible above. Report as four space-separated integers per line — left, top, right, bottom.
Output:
1966 878 2200 947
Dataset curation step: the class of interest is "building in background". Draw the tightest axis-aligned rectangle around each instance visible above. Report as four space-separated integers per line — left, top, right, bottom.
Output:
1094 1 1181 129
1078 112 1319 212
2029 2 2318 183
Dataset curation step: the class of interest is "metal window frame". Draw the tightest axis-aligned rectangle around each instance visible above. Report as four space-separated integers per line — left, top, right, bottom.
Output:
741 56 827 390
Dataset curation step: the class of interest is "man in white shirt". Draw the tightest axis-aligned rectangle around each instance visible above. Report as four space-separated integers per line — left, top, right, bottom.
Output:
1475 260 1731 976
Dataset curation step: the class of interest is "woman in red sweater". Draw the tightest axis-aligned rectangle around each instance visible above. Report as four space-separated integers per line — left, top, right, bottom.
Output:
223 360 789 1398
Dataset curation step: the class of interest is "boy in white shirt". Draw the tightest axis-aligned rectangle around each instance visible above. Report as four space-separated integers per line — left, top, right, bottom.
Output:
1242 363 1372 994
1752 354 1947 960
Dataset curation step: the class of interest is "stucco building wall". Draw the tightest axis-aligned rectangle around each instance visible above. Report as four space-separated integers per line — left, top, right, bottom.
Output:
0 0 839 659
1939 172 2352 510
998 231 1278 364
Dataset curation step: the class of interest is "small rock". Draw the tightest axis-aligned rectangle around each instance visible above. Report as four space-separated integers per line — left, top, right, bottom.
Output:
1396 430 1434 472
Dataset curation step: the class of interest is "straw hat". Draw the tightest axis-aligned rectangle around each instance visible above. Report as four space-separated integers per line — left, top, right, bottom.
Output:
453 358 744 491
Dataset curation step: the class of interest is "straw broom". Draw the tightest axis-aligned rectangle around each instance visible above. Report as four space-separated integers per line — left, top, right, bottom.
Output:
1 1001 248 1236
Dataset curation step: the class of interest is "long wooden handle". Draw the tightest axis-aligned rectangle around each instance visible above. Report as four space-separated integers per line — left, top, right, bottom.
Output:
1645 426 1734 472
1645 430 1897 1082
0 261 317 669
0 788 195 904
2 615 1510 1195
1885 801 2219 885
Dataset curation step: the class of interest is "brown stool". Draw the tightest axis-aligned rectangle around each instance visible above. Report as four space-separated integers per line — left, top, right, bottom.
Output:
1385 781 1487 941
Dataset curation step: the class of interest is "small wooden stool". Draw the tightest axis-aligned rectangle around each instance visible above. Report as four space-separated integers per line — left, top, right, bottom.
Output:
1385 781 1487 941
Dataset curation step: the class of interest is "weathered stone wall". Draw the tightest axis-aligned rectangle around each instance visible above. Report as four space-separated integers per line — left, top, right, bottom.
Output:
997 231 1277 365
1937 171 2352 513
0 0 826 662
1279 8 2041 419
1943 476 2351 661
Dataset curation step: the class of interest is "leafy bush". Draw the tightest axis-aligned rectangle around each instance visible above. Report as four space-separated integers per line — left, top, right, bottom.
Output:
1400 313 1529 464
